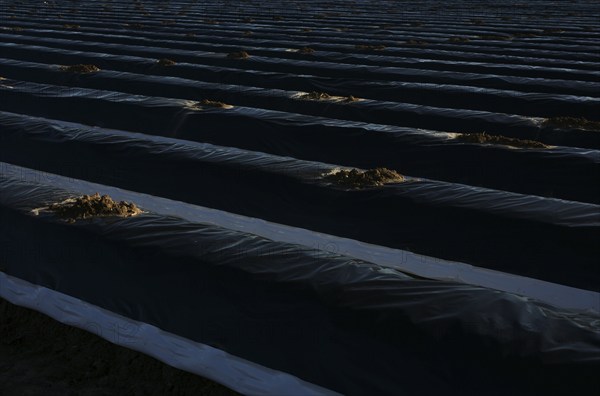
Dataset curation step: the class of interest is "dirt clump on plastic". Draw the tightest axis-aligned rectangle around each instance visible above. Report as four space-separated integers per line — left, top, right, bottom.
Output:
156 58 176 66
458 133 550 148
0 298 239 396
298 91 332 100
298 46 315 54
406 39 428 45
355 44 386 50
199 99 230 108
542 117 600 131
448 37 470 43
46 193 141 222
227 51 250 59
59 64 100 73
324 167 405 188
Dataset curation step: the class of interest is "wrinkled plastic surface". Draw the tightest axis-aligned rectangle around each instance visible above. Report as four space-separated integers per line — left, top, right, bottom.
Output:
1 165 600 395
1 116 599 291
0 273 338 396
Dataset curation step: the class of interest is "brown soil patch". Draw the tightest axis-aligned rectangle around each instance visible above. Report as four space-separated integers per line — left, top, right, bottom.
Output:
324 168 405 188
355 44 386 50
0 299 238 396
477 35 512 40
59 64 100 73
458 133 550 148
406 39 428 45
63 24 79 29
227 51 250 59
199 99 230 108
156 58 176 66
448 37 470 43
298 46 315 54
45 193 141 222
344 95 359 102
298 91 331 100
542 117 600 131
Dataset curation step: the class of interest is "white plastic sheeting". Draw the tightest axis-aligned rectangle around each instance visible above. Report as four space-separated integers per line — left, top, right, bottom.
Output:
2 162 598 313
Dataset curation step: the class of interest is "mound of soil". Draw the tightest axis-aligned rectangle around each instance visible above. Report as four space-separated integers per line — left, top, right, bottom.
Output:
355 44 386 50
0 299 238 396
199 99 230 108
458 133 550 148
542 117 600 131
298 47 315 54
156 58 177 66
227 51 250 59
59 64 100 73
46 193 141 222
477 35 512 40
406 39 428 45
448 37 470 43
324 167 405 188
298 91 331 100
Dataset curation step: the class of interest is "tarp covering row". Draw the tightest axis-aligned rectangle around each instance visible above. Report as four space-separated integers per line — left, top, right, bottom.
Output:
1 115 598 292
1 55 599 121
3 27 600 81
1 163 599 395
2 33 600 98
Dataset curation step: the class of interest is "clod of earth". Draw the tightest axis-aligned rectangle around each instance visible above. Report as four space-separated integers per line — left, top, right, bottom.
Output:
457 133 550 149
542 117 600 131
406 39 428 45
355 44 386 50
198 99 230 108
298 91 331 100
63 24 79 29
227 51 250 59
45 193 142 222
299 47 315 54
156 58 176 66
59 64 101 73
345 96 359 102
477 35 512 40
448 37 470 43
324 168 405 188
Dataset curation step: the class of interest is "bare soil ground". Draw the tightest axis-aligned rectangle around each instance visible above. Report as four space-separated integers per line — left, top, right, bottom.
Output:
0 298 239 396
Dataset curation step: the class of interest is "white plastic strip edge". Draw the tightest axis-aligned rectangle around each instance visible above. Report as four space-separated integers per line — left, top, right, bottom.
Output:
0 272 340 396
2 162 599 313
